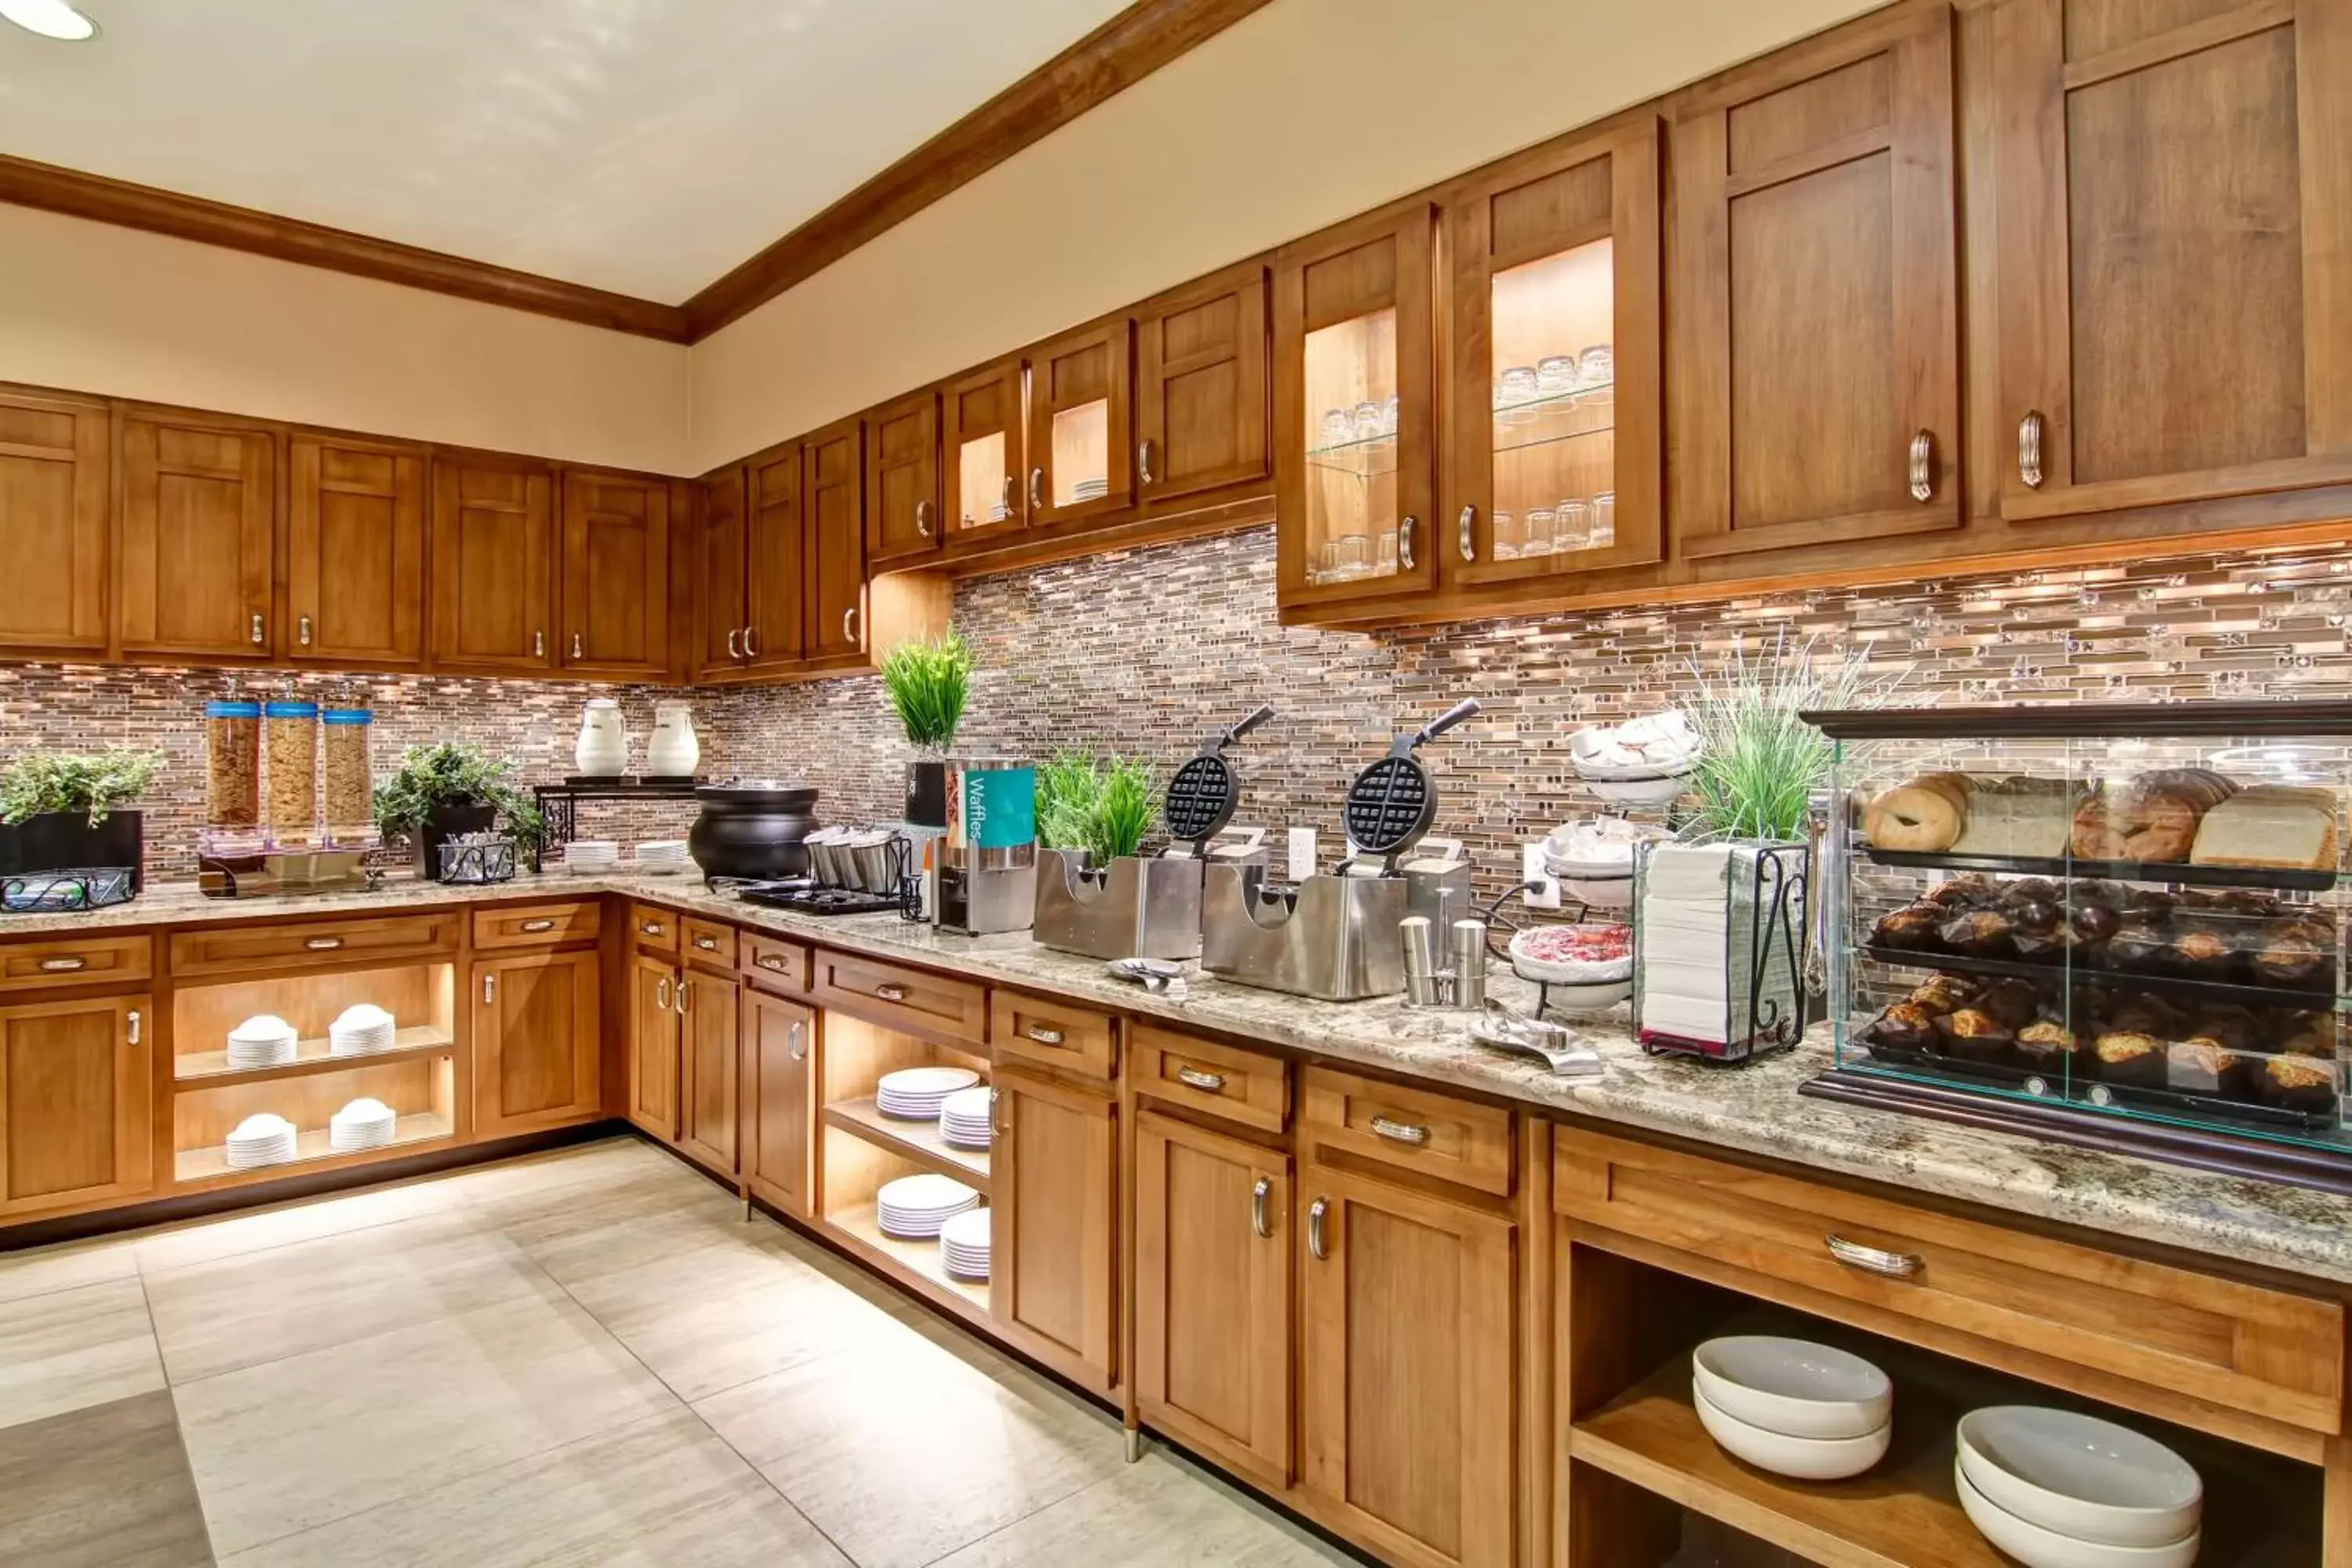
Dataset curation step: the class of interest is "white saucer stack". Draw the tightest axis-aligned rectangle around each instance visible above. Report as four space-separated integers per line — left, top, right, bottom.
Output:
564 840 620 875
877 1066 980 1121
939 1207 991 1280
226 1014 299 1070
328 1098 398 1154
876 1173 980 1240
328 1004 396 1058
1070 477 1109 503
225 1113 297 1169
938 1087 993 1150
634 840 691 875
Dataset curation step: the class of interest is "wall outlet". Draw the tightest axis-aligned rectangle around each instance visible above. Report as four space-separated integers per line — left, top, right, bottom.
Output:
1522 841 1562 909
1287 827 1318 883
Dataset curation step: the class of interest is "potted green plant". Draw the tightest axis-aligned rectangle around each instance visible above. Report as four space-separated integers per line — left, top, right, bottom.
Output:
0 750 164 891
372 742 544 879
880 630 973 827
1682 628 1900 841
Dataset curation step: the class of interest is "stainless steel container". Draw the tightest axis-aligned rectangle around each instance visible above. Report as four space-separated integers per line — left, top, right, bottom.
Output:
1200 862 1406 1001
1033 847 1243 960
938 757 1037 935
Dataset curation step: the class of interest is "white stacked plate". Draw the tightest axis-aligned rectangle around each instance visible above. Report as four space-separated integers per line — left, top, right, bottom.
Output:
877 1173 980 1240
226 1014 299 1070
877 1065 980 1121
939 1207 991 1281
988 503 1011 523
564 839 620 875
224 1113 297 1170
938 1086 994 1150
1070 477 1109 502
328 1097 398 1153
328 1004 396 1058
634 840 691 876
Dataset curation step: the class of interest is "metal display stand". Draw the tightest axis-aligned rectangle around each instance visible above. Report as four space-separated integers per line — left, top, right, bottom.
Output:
530 777 700 869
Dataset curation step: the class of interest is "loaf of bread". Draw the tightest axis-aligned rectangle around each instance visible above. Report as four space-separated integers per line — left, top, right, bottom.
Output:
1863 773 1971 851
1949 777 2075 858
2072 770 2240 862
2190 784 2339 870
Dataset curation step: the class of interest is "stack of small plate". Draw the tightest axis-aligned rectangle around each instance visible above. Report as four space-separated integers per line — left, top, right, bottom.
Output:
1956 1407 2201 1568
938 1086 994 1150
877 1065 980 1121
328 1004 396 1058
876 1173 980 1240
1070 477 1109 503
634 840 691 876
328 1097 398 1153
224 1113 297 1169
987 503 1011 524
226 1014 299 1070
564 839 620 874
939 1207 991 1281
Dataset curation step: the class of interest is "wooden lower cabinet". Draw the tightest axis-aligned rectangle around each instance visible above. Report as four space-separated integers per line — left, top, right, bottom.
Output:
0 993 152 1216
1298 1159 1516 1568
627 953 681 1141
1134 1111 1291 1487
471 949 601 1138
992 1067 1118 1394
740 988 813 1214
677 968 740 1174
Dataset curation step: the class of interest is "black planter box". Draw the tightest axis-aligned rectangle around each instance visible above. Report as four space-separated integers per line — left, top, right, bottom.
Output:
415 802 500 880
0 811 145 892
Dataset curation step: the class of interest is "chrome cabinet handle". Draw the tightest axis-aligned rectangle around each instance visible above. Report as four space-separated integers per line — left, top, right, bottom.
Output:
571 632 583 659
483 974 496 1004
38 956 85 972
655 976 671 1010
1908 429 1936 503
915 499 932 537
1174 1065 1226 1093
126 1008 141 1047
676 978 690 1014
1458 505 1475 561
304 937 343 951
298 614 314 647
2018 410 2046 488
1826 1233 1923 1279
249 612 265 645
874 982 908 1002
744 626 759 659
727 628 740 659
843 605 858 643
534 630 546 658
1138 439 1154 486
1022 1025 1065 1046
1000 474 1014 513
1370 1115 1429 1146
1251 1176 1272 1239
1308 1196 1330 1260
989 1087 1008 1137
1399 516 1416 570
756 953 789 974
787 1019 807 1061
1029 466 1044 513
695 935 720 952
521 918 555 933
641 920 664 936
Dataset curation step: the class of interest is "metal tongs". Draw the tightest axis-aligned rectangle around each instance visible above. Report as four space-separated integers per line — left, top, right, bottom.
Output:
1470 1000 1602 1076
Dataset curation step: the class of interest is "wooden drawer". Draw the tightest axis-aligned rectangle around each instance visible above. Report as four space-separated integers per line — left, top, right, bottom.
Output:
471 901 601 950
812 950 985 1047
0 933 151 993
627 903 680 955
1555 1129 2346 1443
740 932 809 993
991 991 1116 1080
1300 1065 1513 1196
169 913 459 979
1131 1025 1287 1134
681 916 738 972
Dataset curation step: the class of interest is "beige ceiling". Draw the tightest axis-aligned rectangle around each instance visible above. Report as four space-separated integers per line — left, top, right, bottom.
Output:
0 0 1131 301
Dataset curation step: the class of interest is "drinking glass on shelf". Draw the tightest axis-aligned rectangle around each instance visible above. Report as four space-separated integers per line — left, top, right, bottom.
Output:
1337 532 1370 578
1316 539 1342 583
1319 409 1352 448
1381 394 1399 434
1577 343 1614 390
1592 491 1616 546
1497 365 1539 412
1555 499 1592 551
1375 528 1399 573
1536 356 1577 396
1353 401 1388 441
1523 508 1557 557
1492 510 1521 560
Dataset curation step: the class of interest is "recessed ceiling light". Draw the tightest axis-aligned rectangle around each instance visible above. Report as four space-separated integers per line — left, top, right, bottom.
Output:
0 0 99 41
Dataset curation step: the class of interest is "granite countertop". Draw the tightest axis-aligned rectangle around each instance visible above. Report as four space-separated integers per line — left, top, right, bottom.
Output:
11 871 2352 1287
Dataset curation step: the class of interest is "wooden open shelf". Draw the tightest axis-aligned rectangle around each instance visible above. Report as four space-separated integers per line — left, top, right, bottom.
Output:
173 1111 456 1185
827 1201 989 1312
176 1025 455 1086
822 1095 989 1189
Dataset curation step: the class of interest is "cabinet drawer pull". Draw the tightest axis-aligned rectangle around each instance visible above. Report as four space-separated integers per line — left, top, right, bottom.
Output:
1250 1176 1272 1239
1458 504 1475 561
1826 1233 1923 1279
873 982 909 1002
37 956 86 972
521 918 556 933
298 614 314 647
126 1008 141 1047
1370 1115 1429 1146
249 611 265 645
1022 1025 1065 1046
483 974 497 1004
655 976 671 1010
788 1020 807 1061
727 627 741 659
640 921 665 937
756 954 790 974
1308 1196 1330 1260
915 498 932 537
1908 429 1936 503
695 935 720 952
1399 515 1416 571
304 937 343 951
744 626 759 659
1174 1065 1226 1094
1029 466 1044 514
1138 438 1154 486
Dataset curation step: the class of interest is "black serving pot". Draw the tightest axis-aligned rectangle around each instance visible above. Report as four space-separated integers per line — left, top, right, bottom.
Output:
0 810 145 892
690 781 820 880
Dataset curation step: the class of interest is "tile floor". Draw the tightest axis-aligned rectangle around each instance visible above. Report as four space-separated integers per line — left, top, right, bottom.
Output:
0 1136 1361 1567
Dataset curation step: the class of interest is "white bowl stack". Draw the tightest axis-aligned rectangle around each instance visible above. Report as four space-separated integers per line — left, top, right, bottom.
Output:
327 1004 396 1058
1569 711 1703 805
634 840 691 876
877 1066 980 1121
937 1086 994 1151
224 1113 298 1170
328 1097 398 1153
1690 1336 1892 1481
1955 1407 2202 1568
226 1014 299 1070
939 1207 991 1281
564 839 620 875
876 1173 980 1240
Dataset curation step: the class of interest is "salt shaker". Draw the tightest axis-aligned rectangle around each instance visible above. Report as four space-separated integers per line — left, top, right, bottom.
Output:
1451 919 1489 1011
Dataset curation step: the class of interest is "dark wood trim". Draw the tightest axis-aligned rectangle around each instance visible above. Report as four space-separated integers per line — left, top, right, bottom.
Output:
678 0 1278 338
0 154 692 343
1798 699 2352 739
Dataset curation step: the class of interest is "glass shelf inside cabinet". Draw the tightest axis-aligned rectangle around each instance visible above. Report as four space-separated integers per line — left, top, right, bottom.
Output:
1305 430 1399 477
1491 381 1615 456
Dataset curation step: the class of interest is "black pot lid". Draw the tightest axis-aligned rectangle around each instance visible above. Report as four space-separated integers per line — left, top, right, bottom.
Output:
694 780 819 808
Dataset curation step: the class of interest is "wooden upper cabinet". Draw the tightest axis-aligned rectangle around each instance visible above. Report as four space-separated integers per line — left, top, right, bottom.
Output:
287 434 426 666
1671 1 1960 557
942 358 1027 547
0 390 108 656
1994 0 2352 518
1135 263 1271 507
1446 118 1664 585
802 419 866 660
560 470 671 677
746 445 805 670
1274 203 1441 608
0 993 152 1217
866 391 943 566
118 410 276 660
696 465 750 679
1025 318 1134 529
429 456 555 673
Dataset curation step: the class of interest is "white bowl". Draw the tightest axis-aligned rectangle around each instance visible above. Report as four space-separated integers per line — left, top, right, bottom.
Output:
1587 771 1693 807
1957 1407 2201 1549
1529 977 1632 1014
1559 876 1636 910
1692 1383 1888 1479
1956 1459 2199 1568
1692 1337 1893 1441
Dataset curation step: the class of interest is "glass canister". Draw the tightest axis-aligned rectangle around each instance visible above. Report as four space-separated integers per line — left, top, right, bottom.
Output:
204 697 261 829
322 702 376 848
264 698 319 849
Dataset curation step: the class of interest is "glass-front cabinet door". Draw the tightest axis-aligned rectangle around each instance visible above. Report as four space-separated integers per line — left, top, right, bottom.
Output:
1026 318 1133 530
942 357 1026 548
1273 204 1439 607
1446 119 1663 584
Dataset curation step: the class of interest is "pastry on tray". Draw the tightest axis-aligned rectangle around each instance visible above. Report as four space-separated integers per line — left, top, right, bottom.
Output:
2260 1053 2340 1113
2013 1016 2085 1074
1936 1007 2014 1066
2092 1029 2165 1087
2190 785 2339 871
1863 773 1971 852
2071 769 2238 863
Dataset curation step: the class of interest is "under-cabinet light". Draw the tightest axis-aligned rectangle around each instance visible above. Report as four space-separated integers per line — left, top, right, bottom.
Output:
0 0 98 41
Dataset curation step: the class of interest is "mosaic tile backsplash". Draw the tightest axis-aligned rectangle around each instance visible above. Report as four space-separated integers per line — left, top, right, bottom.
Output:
6 523 2352 888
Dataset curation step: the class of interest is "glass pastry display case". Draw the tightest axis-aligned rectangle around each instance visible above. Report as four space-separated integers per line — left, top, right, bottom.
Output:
1802 702 2352 1192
